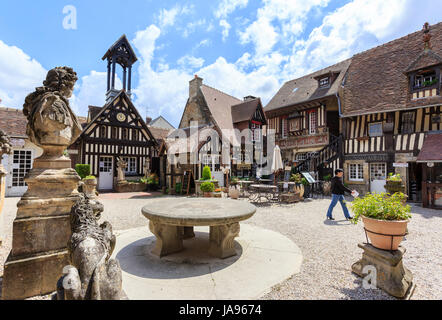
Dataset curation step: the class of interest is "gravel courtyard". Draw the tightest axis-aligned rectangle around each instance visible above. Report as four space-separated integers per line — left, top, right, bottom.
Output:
1 194 441 300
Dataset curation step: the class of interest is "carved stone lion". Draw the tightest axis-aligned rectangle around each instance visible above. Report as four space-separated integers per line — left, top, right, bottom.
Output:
57 193 125 300
23 66 82 156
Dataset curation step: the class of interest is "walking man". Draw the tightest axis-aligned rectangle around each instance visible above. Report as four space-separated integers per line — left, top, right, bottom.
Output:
326 169 355 220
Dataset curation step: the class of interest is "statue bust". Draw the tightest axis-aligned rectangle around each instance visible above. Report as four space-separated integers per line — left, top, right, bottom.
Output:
23 66 82 159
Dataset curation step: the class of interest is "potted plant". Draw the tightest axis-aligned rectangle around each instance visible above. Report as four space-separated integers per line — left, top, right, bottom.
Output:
228 176 240 199
301 177 310 198
146 173 159 191
201 165 212 181
322 174 332 196
200 181 215 197
82 175 98 198
385 173 405 194
213 188 222 198
350 192 411 250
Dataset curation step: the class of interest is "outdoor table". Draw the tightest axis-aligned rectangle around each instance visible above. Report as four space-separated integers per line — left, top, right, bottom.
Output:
238 180 254 197
258 178 273 185
277 181 295 192
141 198 256 259
248 184 279 202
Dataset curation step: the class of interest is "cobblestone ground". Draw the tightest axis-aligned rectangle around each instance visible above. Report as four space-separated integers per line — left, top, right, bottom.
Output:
1 194 441 300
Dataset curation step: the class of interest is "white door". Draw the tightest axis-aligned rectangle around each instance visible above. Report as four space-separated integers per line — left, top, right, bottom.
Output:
99 156 113 190
6 149 33 197
370 162 386 193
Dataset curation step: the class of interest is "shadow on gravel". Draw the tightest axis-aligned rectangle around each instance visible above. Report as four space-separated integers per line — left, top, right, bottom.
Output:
323 219 351 226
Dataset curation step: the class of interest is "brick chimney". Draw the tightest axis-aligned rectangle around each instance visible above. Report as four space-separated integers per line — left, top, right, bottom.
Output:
146 117 152 125
189 75 203 98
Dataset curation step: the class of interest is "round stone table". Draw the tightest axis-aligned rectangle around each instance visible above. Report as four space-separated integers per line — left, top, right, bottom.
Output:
142 198 256 259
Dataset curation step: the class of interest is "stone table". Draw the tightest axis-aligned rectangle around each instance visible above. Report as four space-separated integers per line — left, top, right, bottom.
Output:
141 198 256 259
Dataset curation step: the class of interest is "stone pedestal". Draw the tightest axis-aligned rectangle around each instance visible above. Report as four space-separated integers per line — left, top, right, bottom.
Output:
352 243 415 299
0 165 6 246
2 155 80 300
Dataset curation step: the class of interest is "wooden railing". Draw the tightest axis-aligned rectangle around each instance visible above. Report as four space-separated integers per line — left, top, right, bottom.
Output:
293 134 342 173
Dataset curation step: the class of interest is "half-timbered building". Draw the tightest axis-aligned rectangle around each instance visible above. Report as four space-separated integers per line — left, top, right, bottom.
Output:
340 22 442 204
70 35 157 190
264 59 351 178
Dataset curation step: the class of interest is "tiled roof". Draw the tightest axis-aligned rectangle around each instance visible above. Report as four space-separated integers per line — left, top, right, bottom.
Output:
200 84 242 131
0 107 27 137
417 133 442 162
264 59 351 112
341 22 442 117
148 126 172 143
231 98 261 123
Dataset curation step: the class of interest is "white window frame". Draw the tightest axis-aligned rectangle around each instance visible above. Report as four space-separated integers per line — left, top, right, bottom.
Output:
281 118 287 138
309 111 317 134
123 157 137 174
319 77 330 87
349 163 364 181
251 123 261 142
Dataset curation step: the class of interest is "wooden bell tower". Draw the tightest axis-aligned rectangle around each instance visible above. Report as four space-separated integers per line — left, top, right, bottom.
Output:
102 34 138 103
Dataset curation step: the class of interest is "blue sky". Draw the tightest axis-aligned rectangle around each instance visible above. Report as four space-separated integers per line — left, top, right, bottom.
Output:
0 0 441 127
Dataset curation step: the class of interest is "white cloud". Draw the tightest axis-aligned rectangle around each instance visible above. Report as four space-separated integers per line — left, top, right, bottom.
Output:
0 40 47 108
215 0 249 18
177 55 205 70
70 71 122 116
157 4 193 28
182 19 207 38
239 0 330 56
219 19 231 41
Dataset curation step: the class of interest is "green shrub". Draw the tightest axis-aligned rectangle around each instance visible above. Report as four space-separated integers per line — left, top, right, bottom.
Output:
230 176 239 185
176 182 182 194
301 177 309 186
350 192 411 224
200 181 215 192
323 174 332 181
84 175 96 180
201 165 212 180
290 173 302 183
387 173 402 182
75 164 91 179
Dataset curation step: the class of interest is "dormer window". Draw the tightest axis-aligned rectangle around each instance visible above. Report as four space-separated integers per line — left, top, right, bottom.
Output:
414 70 437 89
319 77 330 88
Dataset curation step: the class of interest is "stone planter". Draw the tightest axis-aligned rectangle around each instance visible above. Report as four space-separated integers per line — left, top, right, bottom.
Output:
213 192 222 198
82 178 98 199
115 181 147 193
385 181 405 194
228 186 240 199
203 192 213 198
362 216 409 251
195 180 219 196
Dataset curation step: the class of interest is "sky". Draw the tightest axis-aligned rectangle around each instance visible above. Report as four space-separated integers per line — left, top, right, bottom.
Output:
0 0 441 127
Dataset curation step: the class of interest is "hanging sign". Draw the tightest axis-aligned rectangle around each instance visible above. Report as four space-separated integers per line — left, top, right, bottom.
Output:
393 162 408 168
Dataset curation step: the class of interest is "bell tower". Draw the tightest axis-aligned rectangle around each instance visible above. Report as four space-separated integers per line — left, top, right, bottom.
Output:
102 34 138 103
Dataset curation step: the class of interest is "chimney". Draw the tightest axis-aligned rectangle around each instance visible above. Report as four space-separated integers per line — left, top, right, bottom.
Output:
146 117 152 125
243 95 257 101
189 75 203 98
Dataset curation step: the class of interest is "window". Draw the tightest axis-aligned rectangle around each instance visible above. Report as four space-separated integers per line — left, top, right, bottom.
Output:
111 127 117 139
295 153 307 161
99 126 106 138
414 71 437 89
368 122 382 137
251 123 261 142
401 112 415 134
349 163 364 181
319 77 330 87
122 128 128 140
133 129 139 140
123 157 137 174
289 118 301 132
309 111 317 134
281 118 287 138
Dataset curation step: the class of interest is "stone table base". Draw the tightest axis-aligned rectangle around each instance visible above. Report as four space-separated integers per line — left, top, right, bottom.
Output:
352 243 414 299
148 221 241 259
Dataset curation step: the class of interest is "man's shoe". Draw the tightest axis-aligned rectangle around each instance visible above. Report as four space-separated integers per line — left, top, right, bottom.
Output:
346 216 353 220
327 216 335 220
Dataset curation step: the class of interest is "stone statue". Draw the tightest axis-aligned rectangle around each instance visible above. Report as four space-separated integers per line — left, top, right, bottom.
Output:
23 66 82 160
116 157 127 182
144 157 151 178
57 193 125 300
0 129 12 163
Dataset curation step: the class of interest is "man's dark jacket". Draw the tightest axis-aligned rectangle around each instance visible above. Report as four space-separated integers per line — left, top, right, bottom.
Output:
331 176 352 195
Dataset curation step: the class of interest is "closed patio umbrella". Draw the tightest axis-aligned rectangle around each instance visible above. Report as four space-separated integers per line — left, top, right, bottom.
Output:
271 145 284 183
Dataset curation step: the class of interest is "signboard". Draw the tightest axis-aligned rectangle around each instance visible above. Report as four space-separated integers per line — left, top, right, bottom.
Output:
278 133 329 149
393 162 408 168
301 172 316 184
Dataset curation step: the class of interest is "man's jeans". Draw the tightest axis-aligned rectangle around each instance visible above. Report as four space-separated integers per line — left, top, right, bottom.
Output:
326 194 351 219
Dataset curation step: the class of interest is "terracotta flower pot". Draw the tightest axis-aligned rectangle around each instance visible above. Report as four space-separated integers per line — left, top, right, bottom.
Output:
203 192 212 198
362 216 409 251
